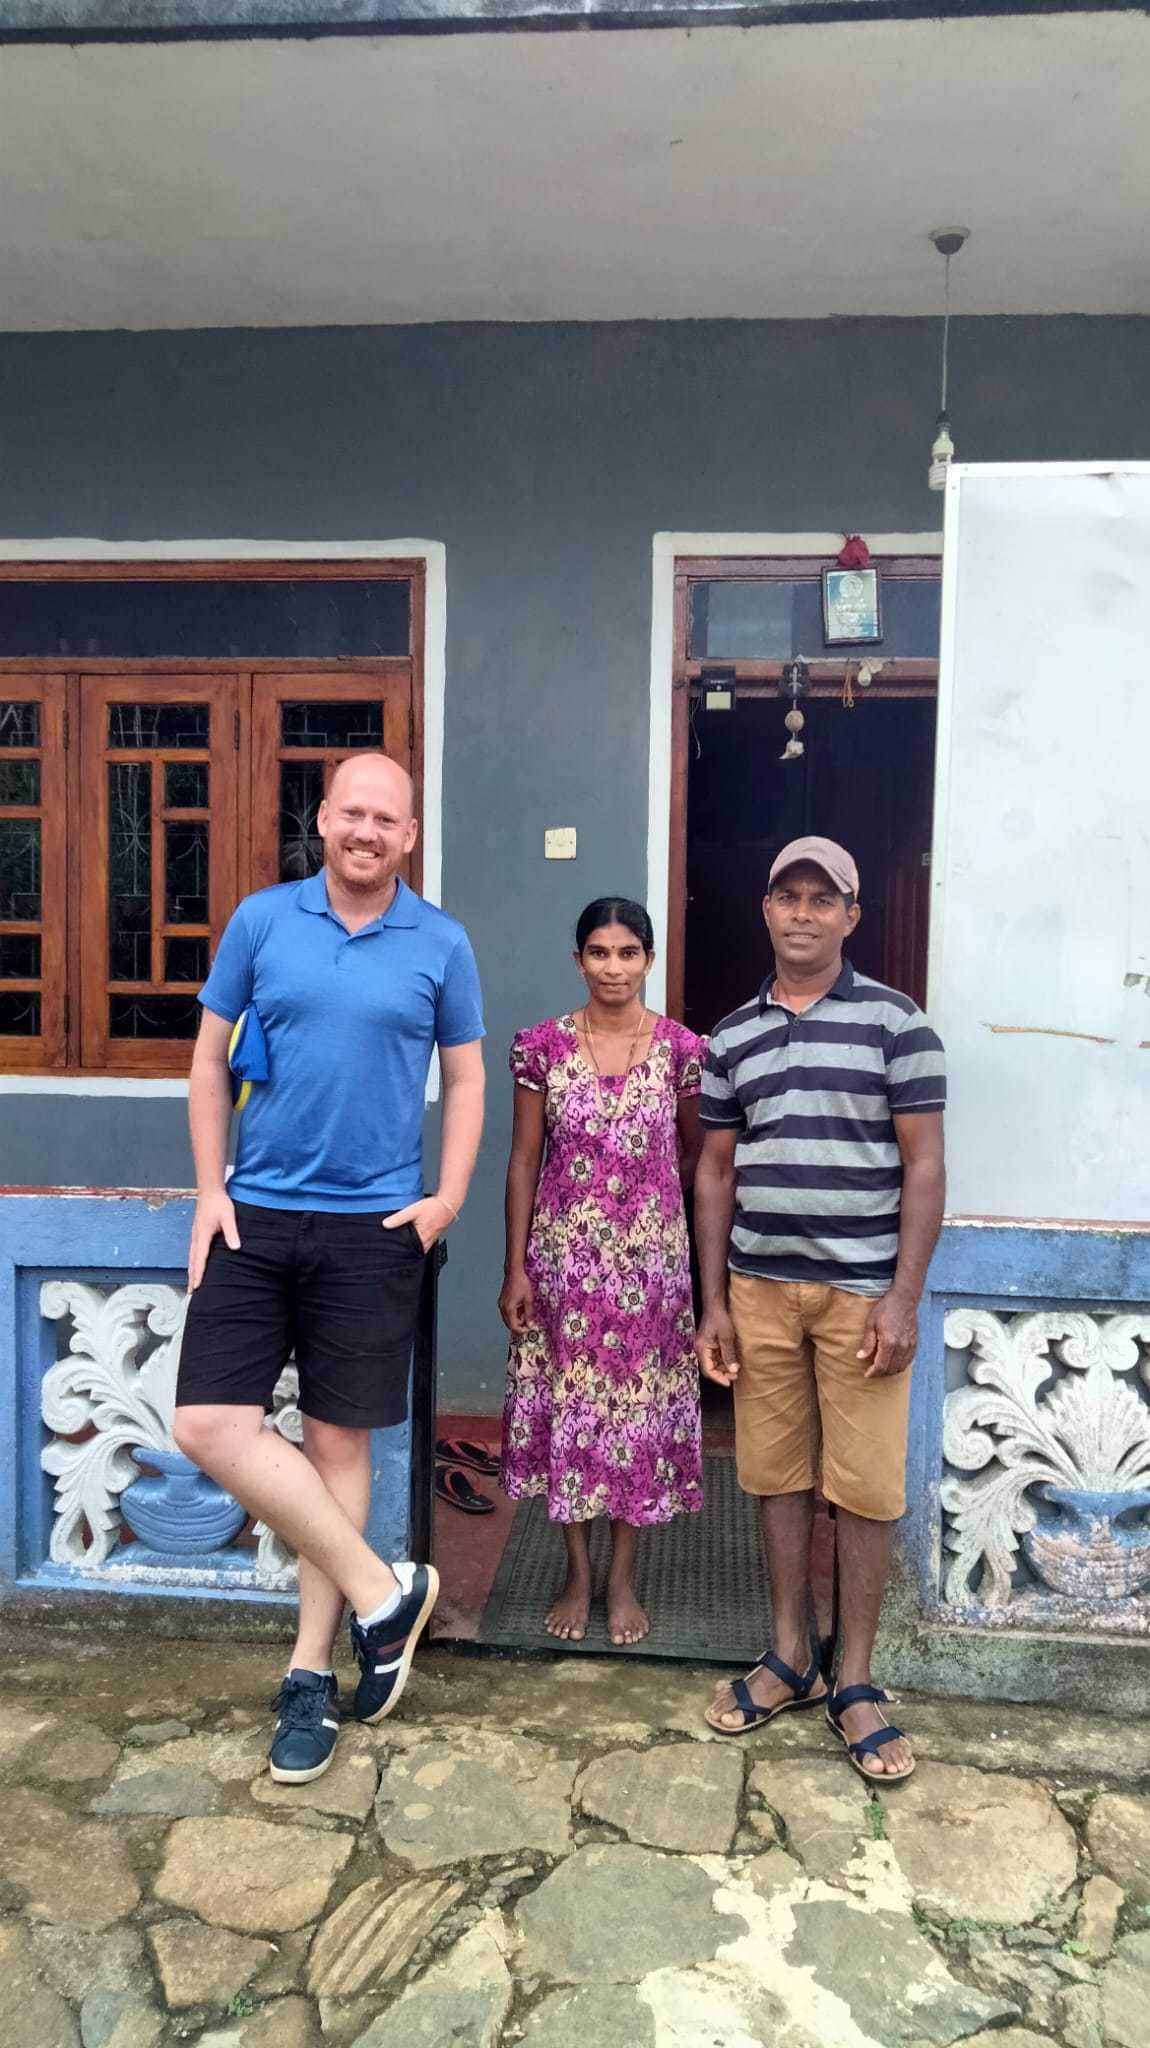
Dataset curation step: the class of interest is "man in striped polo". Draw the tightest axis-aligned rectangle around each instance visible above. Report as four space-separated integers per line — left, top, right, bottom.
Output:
694 837 945 1778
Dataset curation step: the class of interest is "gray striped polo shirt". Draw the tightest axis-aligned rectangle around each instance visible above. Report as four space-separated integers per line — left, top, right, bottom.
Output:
700 960 945 1297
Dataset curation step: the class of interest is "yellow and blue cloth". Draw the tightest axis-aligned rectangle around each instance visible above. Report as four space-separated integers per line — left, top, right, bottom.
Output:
227 1006 269 1113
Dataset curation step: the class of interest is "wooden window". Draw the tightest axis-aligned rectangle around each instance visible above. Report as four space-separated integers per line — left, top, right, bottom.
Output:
0 560 424 1078
79 675 239 1072
250 670 417 893
0 677 67 1068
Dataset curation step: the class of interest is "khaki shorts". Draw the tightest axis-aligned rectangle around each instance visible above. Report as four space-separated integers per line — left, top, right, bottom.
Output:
728 1271 910 1522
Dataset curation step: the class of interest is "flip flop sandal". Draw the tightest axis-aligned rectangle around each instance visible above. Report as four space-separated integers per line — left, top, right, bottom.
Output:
435 1436 501 1477
435 1465 495 1516
825 1682 916 1784
704 1646 826 1738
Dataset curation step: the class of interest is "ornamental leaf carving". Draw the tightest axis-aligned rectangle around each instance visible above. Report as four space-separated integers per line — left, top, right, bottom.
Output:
40 1282 302 1585
941 1309 1150 1608
255 1368 302 1584
40 1282 185 1566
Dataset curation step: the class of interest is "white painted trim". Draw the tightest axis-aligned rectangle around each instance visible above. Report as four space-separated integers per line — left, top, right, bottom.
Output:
949 462 1150 480
927 480 963 1018
0 1076 188 1096
0 536 447 1100
645 530 943 1013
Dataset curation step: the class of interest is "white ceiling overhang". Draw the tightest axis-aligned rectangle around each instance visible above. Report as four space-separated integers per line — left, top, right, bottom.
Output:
1 12 1147 330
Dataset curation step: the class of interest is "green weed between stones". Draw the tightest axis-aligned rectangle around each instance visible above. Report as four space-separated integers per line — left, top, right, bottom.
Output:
224 1993 262 2019
865 1799 886 1841
913 1907 1013 1945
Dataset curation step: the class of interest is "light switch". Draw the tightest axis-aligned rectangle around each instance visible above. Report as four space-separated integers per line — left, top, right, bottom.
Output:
545 827 577 860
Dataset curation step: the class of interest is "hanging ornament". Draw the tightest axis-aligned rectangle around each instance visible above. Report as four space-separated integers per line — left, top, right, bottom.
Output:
928 227 969 491
781 707 805 760
778 658 809 763
837 535 871 569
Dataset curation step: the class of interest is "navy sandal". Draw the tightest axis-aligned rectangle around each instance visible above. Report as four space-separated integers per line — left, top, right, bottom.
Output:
704 1645 826 1738
825 1682 916 1783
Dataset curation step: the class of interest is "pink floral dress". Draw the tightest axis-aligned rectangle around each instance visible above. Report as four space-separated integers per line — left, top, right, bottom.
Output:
501 1013 705 1525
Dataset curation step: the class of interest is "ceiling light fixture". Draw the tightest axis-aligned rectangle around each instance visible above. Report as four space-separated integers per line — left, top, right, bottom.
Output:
928 227 970 492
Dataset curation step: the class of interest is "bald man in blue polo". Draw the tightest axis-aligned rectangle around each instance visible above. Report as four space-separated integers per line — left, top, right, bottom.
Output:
174 753 485 1783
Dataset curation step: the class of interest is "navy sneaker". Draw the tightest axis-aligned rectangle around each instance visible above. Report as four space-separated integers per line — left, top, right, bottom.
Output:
268 1670 340 1783
350 1563 440 1724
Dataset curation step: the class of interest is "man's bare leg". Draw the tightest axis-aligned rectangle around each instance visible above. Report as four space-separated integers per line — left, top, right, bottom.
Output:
707 1489 826 1730
290 1418 373 1672
831 1507 913 1776
174 1405 397 1619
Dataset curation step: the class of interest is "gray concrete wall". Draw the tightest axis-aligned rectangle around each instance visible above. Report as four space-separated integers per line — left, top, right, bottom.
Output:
2 314 1149 1409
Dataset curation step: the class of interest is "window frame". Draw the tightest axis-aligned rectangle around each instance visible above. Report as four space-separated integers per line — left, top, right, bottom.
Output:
78 672 239 1073
0 674 68 1070
0 558 425 1078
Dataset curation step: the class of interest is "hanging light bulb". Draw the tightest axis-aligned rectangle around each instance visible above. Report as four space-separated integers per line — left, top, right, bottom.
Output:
928 228 969 492
928 416 955 492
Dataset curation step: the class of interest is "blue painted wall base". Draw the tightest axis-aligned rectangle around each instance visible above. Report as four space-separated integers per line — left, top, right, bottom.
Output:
5 1195 1150 1707
879 1220 1150 1713
0 1193 412 1636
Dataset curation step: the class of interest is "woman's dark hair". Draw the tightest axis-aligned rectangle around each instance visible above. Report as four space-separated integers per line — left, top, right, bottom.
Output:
575 897 655 956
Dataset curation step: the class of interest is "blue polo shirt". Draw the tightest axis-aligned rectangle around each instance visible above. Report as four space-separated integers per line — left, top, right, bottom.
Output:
198 872 485 1212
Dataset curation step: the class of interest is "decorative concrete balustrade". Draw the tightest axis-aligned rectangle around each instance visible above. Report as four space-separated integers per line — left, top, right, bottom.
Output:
0 1193 412 1620
3 1192 1150 1707
942 1309 1150 1625
40 1279 299 1589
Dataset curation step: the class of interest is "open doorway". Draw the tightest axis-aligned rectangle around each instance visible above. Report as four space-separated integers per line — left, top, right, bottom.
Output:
665 552 941 1022
685 690 936 1035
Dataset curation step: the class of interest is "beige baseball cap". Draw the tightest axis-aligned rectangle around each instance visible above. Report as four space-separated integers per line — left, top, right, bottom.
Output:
768 835 859 896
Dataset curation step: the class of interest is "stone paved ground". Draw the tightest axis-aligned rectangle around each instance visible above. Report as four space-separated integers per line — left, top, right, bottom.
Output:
2 1632 1150 2048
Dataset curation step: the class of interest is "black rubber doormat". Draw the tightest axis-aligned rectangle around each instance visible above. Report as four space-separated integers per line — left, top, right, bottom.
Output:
478 1454 770 1661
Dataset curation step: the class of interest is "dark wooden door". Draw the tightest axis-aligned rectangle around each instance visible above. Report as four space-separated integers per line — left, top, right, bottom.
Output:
684 694 936 1032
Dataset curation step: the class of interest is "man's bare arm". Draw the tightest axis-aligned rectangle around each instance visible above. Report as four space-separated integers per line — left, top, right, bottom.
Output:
857 1111 945 1379
384 1038 486 1250
693 1126 742 1387
187 1008 241 1288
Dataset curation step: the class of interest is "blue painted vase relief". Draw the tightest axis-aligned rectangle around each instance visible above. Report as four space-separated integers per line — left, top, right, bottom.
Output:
121 1447 249 1558
941 1307 1150 1623
1023 1485 1150 1604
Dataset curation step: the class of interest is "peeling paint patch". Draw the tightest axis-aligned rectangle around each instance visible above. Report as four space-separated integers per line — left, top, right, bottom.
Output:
983 1023 1115 1045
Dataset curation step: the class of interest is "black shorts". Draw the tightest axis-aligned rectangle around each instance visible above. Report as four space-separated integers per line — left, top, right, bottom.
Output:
177 1202 425 1430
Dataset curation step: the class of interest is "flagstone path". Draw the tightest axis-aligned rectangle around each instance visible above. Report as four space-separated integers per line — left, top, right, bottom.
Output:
1 1633 1149 2047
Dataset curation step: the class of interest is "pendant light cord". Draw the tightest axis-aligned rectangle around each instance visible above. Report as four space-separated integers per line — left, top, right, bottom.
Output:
939 252 952 415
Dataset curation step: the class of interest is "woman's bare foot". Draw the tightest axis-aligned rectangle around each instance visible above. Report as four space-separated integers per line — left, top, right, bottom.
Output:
607 1580 649 1646
546 1568 592 1641
606 1519 646 1644
704 1648 826 1733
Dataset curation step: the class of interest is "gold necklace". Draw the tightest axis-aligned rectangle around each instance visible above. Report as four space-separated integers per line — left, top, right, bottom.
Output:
579 1006 647 1117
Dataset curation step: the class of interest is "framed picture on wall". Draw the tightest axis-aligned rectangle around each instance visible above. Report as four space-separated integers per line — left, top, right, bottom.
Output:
822 567 882 644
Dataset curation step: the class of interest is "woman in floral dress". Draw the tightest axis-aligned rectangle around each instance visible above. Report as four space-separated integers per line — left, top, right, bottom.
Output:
499 897 706 1646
